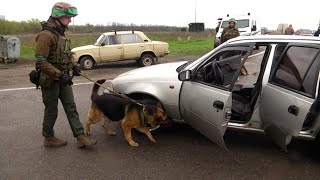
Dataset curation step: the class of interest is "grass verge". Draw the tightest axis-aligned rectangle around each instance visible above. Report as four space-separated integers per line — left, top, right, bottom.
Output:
18 32 214 61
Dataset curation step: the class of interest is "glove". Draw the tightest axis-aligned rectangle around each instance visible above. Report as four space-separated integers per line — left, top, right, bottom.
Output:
73 66 81 76
58 73 73 86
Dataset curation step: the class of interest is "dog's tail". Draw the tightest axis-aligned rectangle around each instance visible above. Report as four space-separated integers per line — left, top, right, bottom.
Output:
91 79 107 100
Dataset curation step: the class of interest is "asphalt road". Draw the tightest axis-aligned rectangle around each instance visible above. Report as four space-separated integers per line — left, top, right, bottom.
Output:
1 57 320 179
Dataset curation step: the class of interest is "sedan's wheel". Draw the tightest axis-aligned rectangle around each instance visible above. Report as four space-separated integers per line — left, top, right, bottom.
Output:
139 54 154 67
80 56 94 70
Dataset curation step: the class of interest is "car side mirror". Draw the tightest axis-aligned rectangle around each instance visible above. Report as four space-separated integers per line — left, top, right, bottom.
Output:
251 25 257 32
101 43 106 46
178 70 192 81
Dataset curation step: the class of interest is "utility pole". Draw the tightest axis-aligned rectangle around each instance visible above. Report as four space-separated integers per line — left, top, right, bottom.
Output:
73 17 75 33
194 0 197 22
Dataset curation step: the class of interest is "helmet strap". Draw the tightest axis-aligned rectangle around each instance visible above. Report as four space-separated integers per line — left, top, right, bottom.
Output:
47 17 67 35
55 18 68 30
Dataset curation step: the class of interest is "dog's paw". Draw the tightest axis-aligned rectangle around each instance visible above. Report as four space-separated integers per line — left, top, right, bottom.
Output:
249 71 257 75
97 79 106 84
107 131 116 136
85 131 91 136
150 138 156 143
105 128 116 136
129 141 139 147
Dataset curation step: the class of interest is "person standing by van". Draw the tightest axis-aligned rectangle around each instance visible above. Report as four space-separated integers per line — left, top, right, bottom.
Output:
314 27 320 37
284 24 294 35
220 18 240 45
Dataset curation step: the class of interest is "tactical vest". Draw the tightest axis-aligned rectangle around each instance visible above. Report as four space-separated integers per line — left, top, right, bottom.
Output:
41 22 73 71
222 27 239 43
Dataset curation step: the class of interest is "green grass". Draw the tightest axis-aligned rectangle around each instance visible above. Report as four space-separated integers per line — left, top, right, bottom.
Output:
19 32 214 61
146 32 214 56
167 37 213 56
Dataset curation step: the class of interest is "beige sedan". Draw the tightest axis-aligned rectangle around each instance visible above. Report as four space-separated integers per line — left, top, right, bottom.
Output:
72 31 169 70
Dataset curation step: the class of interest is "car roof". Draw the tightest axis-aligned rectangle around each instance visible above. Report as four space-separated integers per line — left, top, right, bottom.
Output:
102 31 144 36
228 35 320 44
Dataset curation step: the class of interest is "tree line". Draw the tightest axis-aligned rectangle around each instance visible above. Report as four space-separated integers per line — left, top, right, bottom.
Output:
0 19 184 35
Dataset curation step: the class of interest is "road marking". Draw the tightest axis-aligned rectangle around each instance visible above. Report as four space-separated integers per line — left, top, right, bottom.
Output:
248 51 265 58
0 80 111 92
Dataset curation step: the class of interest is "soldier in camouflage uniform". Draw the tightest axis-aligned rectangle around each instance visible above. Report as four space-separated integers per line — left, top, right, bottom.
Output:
284 24 294 35
220 18 240 45
35 2 97 148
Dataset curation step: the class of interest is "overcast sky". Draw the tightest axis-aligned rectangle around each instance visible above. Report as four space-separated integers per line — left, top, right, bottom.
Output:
0 0 319 30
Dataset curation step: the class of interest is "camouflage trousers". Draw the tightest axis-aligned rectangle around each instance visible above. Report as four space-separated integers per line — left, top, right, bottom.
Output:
41 81 84 137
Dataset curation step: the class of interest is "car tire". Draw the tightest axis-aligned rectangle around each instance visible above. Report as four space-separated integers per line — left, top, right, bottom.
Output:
80 56 94 70
139 54 154 67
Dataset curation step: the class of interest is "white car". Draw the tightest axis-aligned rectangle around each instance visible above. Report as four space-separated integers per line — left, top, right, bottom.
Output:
111 35 320 151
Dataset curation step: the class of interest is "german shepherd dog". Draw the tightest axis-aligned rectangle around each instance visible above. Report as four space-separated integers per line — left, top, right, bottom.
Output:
85 79 168 147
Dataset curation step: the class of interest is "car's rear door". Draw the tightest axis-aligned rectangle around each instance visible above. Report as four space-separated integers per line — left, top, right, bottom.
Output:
260 43 320 151
179 43 255 149
122 34 145 60
99 35 123 62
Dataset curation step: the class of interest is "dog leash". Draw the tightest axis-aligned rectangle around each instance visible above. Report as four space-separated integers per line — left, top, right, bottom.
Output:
79 73 110 90
79 73 141 104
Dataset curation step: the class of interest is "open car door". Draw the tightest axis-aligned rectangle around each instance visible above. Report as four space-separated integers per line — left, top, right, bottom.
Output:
179 43 255 149
260 43 320 151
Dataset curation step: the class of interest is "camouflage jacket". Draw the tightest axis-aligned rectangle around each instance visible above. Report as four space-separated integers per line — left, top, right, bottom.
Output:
220 27 240 44
35 17 76 79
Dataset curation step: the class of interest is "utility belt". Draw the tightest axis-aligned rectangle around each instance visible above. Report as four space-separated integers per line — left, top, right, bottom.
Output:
38 63 73 88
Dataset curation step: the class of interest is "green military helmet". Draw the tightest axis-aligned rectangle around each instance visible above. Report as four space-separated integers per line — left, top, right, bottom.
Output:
51 2 78 18
229 18 237 24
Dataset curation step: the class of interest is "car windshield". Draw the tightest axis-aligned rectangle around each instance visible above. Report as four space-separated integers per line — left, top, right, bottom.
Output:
221 19 250 29
176 60 195 72
94 34 105 45
176 49 214 72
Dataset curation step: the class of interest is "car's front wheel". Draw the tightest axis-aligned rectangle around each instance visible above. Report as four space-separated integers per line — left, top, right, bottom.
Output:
80 56 94 70
139 54 154 67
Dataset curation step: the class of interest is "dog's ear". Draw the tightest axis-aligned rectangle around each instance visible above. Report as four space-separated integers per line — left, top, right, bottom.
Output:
156 102 162 109
146 105 156 115
97 79 107 84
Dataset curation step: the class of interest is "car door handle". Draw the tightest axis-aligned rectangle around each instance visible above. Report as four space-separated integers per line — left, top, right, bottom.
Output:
117 47 122 49
140 45 144 47
213 100 224 111
288 105 299 116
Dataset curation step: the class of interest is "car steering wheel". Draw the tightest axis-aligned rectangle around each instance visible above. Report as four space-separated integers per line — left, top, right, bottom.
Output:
212 62 224 85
